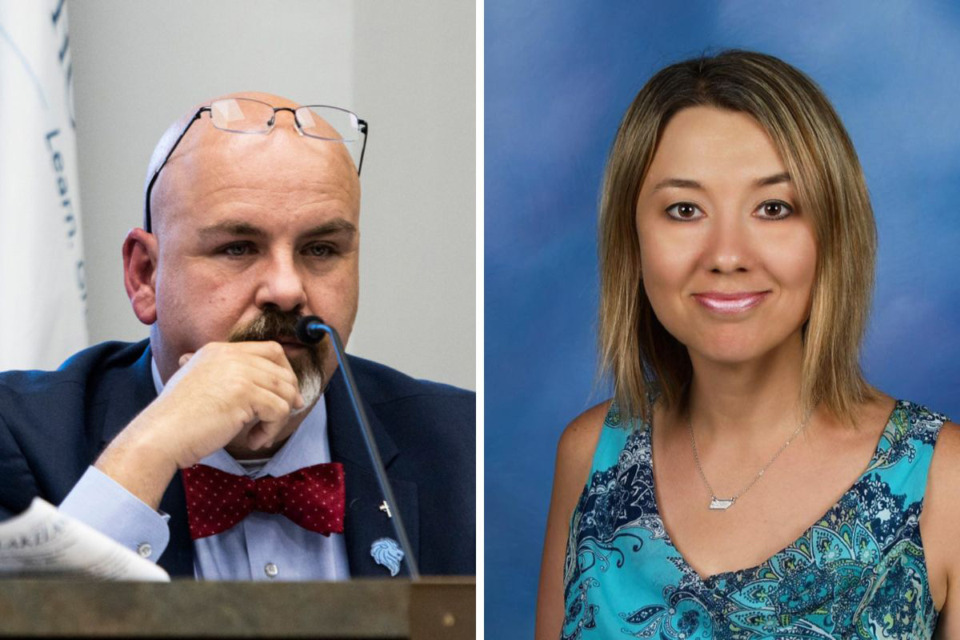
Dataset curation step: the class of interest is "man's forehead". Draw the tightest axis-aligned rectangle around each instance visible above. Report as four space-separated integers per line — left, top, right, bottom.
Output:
144 91 301 192
145 91 361 234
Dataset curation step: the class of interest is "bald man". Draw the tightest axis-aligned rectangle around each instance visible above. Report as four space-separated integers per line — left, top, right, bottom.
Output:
0 93 475 580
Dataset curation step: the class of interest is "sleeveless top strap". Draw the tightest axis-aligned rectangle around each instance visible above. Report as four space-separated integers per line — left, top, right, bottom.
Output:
865 400 944 506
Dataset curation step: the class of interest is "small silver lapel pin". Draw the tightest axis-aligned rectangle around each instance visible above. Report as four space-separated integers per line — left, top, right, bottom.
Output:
379 500 392 518
370 538 404 576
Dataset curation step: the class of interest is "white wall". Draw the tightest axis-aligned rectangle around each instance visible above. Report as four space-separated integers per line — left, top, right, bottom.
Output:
70 0 474 389
353 0 476 389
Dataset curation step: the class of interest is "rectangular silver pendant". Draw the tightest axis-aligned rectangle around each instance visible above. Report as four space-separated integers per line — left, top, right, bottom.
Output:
709 498 735 510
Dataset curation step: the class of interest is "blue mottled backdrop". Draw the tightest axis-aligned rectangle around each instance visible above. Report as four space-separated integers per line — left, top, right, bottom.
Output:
485 1 960 635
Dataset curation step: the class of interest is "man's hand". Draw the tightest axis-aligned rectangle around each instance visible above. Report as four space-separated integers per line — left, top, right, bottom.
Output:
94 341 303 509
157 341 305 466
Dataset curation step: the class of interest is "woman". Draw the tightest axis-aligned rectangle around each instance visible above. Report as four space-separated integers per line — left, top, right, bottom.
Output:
536 50 960 639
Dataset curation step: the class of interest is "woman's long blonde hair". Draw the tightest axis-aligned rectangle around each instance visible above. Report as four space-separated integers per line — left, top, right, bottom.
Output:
599 50 877 426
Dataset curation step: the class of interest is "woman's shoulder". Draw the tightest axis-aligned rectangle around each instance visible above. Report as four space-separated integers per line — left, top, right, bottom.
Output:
557 399 613 466
553 400 618 491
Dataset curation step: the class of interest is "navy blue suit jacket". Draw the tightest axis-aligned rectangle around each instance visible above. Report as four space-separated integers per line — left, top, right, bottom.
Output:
0 340 475 577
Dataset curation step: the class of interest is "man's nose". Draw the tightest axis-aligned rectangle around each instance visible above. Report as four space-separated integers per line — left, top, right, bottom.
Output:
255 253 307 311
702 211 753 274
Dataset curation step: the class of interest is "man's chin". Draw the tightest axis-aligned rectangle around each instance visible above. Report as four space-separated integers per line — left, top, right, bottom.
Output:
291 371 323 416
226 434 289 460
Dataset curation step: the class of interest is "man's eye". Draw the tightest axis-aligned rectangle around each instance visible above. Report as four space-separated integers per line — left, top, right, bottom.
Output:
757 200 794 220
221 243 254 257
304 244 337 258
665 202 703 221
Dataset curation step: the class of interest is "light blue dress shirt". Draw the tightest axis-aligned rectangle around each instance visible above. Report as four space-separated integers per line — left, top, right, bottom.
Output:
60 358 350 581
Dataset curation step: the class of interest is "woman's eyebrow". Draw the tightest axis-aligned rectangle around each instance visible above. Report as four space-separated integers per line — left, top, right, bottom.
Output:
755 172 791 187
650 172 791 193
651 178 703 192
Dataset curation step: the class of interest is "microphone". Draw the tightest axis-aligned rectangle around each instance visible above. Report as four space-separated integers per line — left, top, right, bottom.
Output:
295 316 328 345
294 316 420 580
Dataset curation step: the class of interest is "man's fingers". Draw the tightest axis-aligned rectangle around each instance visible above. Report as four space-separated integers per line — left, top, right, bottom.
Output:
247 420 288 451
254 386 295 425
245 351 300 384
157 340 308 461
245 388 295 448
189 341 301 404
230 340 298 370
244 359 302 407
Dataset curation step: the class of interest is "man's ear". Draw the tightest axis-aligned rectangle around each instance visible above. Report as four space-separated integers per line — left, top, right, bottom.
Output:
123 228 159 325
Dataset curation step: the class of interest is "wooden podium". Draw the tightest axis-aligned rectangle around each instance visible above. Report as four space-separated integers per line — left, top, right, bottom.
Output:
0 579 475 639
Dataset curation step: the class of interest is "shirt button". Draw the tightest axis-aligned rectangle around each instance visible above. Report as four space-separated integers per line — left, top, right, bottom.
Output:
264 562 279 578
137 543 152 559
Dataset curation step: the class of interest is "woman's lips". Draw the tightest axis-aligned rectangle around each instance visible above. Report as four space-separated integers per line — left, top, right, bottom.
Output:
692 291 770 314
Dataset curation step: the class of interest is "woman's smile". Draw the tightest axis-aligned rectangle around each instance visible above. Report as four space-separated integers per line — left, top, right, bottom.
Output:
691 290 771 315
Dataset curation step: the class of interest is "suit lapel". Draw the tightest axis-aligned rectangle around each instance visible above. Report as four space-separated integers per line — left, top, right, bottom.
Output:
325 360 420 578
97 343 158 448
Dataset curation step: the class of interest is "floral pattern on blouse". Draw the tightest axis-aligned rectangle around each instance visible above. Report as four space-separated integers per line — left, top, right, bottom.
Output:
562 401 946 639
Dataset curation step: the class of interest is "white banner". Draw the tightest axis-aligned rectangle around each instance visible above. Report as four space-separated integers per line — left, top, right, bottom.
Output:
0 0 87 371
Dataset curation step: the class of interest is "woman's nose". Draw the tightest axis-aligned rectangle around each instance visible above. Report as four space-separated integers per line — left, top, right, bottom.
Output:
702 211 753 274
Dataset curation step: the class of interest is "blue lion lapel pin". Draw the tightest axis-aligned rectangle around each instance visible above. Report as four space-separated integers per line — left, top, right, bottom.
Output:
370 538 404 576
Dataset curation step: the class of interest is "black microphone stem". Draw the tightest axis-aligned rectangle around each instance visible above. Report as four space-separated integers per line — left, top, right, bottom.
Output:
322 326 421 580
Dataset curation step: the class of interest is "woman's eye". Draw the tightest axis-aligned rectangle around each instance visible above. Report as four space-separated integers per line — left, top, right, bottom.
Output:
757 201 793 219
665 202 703 221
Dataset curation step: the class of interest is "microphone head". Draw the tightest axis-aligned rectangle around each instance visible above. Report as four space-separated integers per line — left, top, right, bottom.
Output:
295 315 327 344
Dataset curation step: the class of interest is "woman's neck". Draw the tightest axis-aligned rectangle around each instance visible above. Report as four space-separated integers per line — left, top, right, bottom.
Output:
685 333 808 443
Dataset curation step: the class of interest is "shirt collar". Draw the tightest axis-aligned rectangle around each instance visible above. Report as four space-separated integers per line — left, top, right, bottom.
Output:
151 356 331 478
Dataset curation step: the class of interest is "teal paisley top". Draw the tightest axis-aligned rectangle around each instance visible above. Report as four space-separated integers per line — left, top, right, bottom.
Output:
562 400 947 639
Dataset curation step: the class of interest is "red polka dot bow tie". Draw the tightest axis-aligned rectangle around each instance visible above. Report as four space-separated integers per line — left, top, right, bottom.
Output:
180 463 345 540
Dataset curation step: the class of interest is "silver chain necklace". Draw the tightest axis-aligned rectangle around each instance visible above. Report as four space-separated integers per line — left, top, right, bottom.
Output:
688 410 811 510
